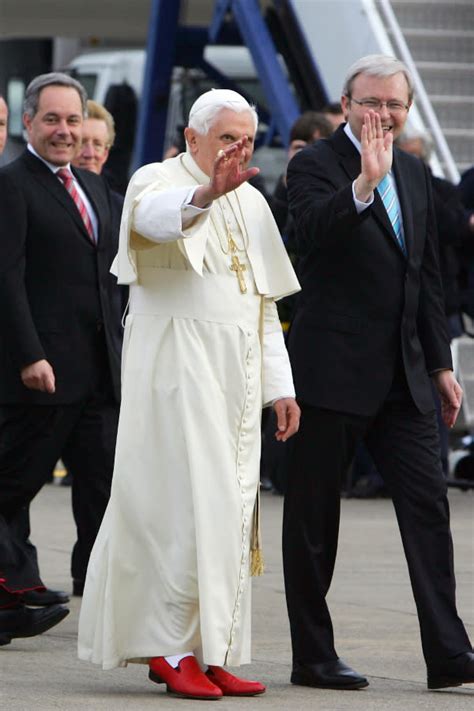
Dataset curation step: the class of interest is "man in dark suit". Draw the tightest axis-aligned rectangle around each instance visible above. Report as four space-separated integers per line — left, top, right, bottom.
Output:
0 73 121 631
72 99 125 297
283 55 473 691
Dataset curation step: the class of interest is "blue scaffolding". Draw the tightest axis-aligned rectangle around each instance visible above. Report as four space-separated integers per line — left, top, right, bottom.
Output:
134 0 327 167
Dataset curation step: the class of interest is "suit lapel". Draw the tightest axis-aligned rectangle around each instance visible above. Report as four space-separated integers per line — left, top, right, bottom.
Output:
331 127 361 183
392 149 413 258
23 152 95 246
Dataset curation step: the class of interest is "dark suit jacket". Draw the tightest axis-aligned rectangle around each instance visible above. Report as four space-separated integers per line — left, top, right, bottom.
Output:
0 150 123 404
286 124 451 417
431 173 471 319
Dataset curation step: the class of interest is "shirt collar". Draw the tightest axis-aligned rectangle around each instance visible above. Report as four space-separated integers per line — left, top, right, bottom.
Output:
27 143 72 175
181 151 211 184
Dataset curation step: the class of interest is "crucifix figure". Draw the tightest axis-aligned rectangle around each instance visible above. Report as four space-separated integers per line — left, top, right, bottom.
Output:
230 254 247 294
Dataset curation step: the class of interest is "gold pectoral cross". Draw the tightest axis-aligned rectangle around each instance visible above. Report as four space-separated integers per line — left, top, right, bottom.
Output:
230 254 247 294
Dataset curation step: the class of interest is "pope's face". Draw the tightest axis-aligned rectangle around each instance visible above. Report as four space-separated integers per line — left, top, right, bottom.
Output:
185 108 256 176
73 117 110 174
341 71 411 142
23 85 83 166
0 97 8 155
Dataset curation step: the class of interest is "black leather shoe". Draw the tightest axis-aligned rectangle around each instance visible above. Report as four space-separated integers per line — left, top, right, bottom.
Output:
427 651 474 689
291 658 369 690
21 588 70 606
0 604 69 646
72 579 84 596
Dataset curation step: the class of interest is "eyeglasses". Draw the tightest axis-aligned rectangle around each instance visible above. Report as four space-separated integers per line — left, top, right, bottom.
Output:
80 138 109 154
349 97 410 113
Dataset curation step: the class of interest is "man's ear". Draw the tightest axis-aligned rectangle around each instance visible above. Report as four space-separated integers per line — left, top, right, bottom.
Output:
184 127 197 153
23 112 32 132
340 95 350 120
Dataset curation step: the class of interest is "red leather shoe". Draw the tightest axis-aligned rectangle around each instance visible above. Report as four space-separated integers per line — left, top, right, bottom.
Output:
148 656 223 700
206 665 266 696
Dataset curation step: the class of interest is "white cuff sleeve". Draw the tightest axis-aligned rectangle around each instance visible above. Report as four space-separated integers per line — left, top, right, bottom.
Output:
133 186 211 243
262 300 295 406
352 180 374 214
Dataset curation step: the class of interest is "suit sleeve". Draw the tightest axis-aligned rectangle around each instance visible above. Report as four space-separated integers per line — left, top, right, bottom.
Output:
416 164 453 371
287 146 371 257
0 173 46 368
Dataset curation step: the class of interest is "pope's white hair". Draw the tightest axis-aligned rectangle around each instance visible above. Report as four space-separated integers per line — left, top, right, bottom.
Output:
187 89 258 136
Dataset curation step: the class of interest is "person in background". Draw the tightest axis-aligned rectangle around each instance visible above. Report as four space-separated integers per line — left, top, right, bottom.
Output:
321 101 344 132
73 99 125 228
397 127 474 339
0 94 7 155
272 111 333 241
284 54 474 692
397 127 474 477
74 100 114 175
73 97 128 373
459 165 474 211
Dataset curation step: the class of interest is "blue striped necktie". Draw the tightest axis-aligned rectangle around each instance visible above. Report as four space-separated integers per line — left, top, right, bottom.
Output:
377 173 406 255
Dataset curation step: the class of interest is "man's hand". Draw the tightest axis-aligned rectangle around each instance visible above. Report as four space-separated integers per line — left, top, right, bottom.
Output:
432 369 462 428
354 111 393 202
192 137 260 207
273 397 301 442
21 359 56 393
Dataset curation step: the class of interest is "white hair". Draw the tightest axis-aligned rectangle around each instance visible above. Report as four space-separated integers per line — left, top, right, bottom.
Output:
187 88 258 136
343 54 414 102
397 127 433 161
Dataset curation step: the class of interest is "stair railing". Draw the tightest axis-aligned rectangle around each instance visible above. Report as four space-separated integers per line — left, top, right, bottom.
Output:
376 0 460 183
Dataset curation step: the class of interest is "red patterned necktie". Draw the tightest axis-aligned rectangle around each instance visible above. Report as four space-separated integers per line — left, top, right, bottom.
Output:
56 168 95 243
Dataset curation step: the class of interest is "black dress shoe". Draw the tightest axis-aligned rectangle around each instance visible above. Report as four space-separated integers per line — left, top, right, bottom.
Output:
291 658 369 690
427 651 474 689
72 579 84 596
0 604 69 646
21 588 70 606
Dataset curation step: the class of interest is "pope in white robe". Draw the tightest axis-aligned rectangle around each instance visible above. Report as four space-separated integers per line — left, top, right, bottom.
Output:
78 89 300 699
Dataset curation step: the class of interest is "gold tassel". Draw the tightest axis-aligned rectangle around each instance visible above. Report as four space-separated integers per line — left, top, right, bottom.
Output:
250 486 265 576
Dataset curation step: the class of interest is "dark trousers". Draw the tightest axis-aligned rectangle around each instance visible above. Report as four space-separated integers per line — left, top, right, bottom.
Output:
0 392 119 591
282 384 471 668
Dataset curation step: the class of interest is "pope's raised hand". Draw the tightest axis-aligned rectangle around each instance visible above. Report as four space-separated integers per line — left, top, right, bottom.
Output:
212 138 260 196
193 137 259 206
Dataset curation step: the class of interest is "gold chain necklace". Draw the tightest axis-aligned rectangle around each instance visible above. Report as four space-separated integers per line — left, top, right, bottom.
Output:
215 194 248 255
179 155 249 293
213 196 248 293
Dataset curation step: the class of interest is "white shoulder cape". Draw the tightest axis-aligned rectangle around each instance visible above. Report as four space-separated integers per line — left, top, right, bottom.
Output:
111 152 300 301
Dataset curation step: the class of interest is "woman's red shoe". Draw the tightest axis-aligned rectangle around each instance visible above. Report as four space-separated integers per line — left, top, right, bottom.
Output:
206 665 266 696
149 656 223 700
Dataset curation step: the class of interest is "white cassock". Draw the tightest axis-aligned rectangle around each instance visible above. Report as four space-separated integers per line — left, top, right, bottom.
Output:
77 152 300 670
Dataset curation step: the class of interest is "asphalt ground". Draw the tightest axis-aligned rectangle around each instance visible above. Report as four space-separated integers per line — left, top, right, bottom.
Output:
1 483 473 710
